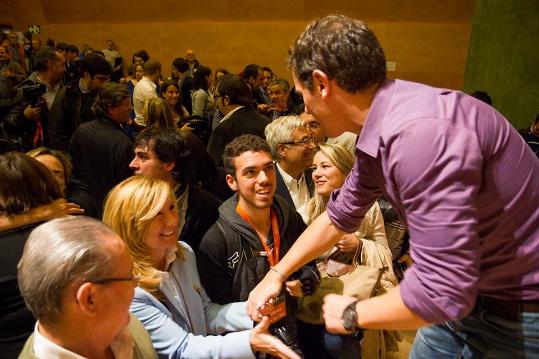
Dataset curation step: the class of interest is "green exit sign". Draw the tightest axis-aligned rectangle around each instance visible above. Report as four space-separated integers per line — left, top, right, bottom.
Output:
28 25 41 34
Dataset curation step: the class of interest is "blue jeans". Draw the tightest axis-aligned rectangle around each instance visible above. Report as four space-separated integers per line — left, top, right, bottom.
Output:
410 307 539 358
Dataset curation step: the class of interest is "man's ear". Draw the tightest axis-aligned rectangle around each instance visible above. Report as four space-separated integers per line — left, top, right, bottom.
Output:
312 70 330 98
277 144 287 159
75 282 98 317
164 161 175 173
225 174 238 192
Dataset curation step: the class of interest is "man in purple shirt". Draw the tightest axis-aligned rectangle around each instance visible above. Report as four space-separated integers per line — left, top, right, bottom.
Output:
247 15 539 357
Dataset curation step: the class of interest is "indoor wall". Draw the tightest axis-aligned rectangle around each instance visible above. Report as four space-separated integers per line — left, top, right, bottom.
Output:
2 0 473 89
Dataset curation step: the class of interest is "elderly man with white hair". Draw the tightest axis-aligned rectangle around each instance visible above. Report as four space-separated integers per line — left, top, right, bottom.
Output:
264 115 316 224
17 216 157 359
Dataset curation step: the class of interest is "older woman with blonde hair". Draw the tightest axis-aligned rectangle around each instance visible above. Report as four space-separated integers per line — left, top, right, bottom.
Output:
297 143 399 359
103 175 299 359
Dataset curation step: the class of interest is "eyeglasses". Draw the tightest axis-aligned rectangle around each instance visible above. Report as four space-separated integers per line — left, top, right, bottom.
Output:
280 136 316 147
90 274 140 286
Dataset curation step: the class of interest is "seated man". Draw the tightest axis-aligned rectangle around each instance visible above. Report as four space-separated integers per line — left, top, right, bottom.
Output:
265 116 315 224
17 216 157 359
197 134 319 357
207 74 271 167
129 127 221 253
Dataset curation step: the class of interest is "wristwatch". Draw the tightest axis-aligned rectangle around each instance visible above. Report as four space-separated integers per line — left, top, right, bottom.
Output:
341 300 359 331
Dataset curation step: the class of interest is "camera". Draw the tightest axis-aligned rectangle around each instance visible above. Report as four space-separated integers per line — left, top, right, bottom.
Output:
22 83 46 107
261 296 304 358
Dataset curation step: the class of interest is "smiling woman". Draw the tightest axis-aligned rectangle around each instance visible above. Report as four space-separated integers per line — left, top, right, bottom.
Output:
102 175 300 359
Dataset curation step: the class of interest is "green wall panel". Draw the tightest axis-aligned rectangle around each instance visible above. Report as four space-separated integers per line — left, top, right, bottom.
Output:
463 0 539 129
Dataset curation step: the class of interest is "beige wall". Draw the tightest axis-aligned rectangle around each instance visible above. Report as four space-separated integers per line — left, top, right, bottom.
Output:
3 0 473 89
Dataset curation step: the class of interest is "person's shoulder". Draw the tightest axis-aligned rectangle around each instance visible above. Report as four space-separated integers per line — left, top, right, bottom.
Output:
17 333 37 359
191 186 222 207
129 314 159 359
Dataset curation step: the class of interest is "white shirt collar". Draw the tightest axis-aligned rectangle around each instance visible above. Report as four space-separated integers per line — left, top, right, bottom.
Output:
276 162 305 189
33 322 133 359
220 105 244 123
141 76 157 89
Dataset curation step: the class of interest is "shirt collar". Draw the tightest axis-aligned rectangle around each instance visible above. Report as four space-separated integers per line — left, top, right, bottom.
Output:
78 78 90 94
220 105 244 123
355 78 395 158
33 322 134 359
276 162 305 189
141 76 157 88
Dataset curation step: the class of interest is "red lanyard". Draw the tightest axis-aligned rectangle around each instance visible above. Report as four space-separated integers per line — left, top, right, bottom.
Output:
236 204 280 267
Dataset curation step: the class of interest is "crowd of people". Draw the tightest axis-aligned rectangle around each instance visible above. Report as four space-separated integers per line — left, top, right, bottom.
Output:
0 13 538 359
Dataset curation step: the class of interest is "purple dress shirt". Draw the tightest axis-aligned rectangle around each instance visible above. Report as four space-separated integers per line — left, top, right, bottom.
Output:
327 79 539 323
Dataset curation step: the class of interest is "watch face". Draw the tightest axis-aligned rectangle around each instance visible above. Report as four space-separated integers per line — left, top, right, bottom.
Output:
341 301 358 331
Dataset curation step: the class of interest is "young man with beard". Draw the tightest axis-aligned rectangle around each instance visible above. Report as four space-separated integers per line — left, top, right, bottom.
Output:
197 134 319 357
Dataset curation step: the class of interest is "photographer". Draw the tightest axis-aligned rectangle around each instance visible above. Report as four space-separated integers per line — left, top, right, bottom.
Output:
3 47 65 151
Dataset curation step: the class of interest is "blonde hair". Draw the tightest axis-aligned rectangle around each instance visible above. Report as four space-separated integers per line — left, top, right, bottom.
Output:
103 175 183 299
264 115 306 160
145 97 176 128
306 143 355 223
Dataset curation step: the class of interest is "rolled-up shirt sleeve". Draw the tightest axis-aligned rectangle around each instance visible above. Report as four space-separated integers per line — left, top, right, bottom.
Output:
327 155 383 233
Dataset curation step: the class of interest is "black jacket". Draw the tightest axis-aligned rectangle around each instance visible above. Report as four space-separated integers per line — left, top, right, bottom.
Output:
207 106 271 166
3 72 63 151
48 84 97 151
69 115 133 214
0 223 42 358
178 184 222 254
275 167 314 214
197 194 312 304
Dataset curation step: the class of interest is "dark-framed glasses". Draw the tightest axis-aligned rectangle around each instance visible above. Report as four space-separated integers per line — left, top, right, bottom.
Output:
280 136 315 147
90 274 140 286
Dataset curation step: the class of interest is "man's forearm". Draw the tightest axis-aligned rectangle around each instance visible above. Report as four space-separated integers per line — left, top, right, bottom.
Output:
274 211 342 277
356 287 430 330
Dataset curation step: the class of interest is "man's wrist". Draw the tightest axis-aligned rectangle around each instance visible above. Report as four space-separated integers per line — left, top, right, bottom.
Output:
269 267 286 282
341 299 360 331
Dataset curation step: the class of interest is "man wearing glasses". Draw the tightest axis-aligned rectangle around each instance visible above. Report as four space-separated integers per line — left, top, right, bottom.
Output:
17 216 157 359
265 115 316 224
207 74 271 167
49 53 112 151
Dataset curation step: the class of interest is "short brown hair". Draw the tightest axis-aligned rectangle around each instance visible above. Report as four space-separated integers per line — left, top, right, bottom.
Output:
0 152 61 216
223 134 271 176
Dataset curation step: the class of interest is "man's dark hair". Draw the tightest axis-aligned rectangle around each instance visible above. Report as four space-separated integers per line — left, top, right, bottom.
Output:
143 60 161 76
55 42 69 52
223 134 271 176
193 66 211 91
288 14 386 93
268 78 290 92
67 44 79 55
132 50 150 63
0 152 61 216
216 74 252 106
80 53 112 76
471 91 492 105
91 82 130 117
172 57 189 73
242 64 261 81
135 128 216 187
33 47 62 72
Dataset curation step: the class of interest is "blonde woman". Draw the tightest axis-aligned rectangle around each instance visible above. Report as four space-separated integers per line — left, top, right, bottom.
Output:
103 175 299 359
298 143 398 359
